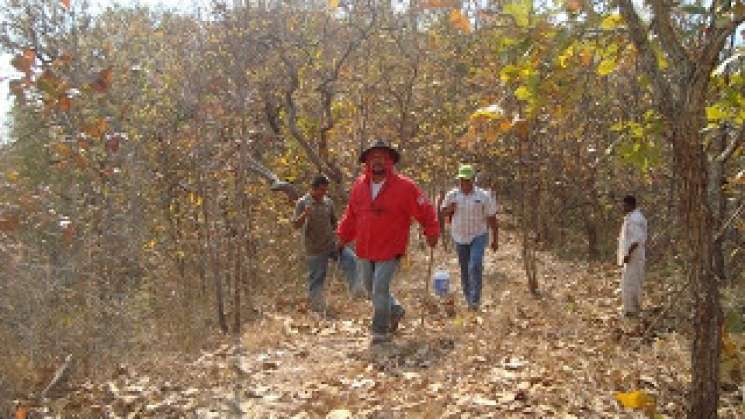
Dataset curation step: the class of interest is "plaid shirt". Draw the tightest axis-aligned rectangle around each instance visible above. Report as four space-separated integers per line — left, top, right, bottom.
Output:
441 187 497 245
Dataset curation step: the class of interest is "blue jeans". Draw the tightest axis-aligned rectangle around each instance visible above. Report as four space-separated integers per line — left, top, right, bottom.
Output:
357 258 404 335
307 246 358 310
455 233 487 307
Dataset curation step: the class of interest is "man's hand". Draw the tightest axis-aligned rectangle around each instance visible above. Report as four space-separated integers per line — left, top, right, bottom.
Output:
335 240 347 255
623 243 638 264
293 205 312 229
426 235 438 248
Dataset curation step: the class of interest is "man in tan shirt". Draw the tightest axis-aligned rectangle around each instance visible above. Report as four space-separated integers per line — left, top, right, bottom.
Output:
294 175 357 313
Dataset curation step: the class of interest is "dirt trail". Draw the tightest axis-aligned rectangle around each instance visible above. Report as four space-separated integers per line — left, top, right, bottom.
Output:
32 229 710 418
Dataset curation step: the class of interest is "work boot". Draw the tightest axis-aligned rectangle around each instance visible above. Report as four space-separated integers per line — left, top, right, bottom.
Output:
390 307 405 333
371 332 391 345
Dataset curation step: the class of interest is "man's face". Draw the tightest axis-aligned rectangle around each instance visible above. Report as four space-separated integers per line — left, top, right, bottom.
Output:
311 184 328 201
367 149 389 177
623 201 634 214
459 178 474 193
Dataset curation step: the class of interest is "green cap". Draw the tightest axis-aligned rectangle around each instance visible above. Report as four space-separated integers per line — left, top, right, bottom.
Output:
456 164 475 180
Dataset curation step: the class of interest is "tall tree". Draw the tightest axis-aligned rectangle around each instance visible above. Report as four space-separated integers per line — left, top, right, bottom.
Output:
615 2 745 416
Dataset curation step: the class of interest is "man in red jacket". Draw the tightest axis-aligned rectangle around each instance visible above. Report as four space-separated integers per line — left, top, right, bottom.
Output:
337 139 440 344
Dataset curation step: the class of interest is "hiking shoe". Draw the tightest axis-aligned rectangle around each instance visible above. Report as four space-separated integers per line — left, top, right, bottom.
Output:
371 333 391 345
390 307 405 333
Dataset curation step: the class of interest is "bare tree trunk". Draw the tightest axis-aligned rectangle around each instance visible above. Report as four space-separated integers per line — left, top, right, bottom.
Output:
708 129 728 283
678 126 721 419
233 235 242 334
517 122 539 296
204 200 228 334
233 130 248 333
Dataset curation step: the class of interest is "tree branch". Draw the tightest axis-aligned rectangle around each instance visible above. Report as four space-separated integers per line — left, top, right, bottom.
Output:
650 0 691 70
40 354 72 399
246 155 300 202
317 22 370 148
698 9 745 82
716 124 745 163
278 50 341 183
616 0 677 117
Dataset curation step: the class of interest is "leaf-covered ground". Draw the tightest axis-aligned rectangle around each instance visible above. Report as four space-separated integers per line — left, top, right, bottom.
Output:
25 229 745 417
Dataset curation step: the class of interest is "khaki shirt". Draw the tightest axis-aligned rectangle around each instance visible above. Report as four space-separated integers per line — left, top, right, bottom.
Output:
294 194 337 256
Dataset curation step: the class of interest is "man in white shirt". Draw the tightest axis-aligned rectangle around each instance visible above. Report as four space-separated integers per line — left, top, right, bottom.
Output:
441 164 499 311
617 195 648 317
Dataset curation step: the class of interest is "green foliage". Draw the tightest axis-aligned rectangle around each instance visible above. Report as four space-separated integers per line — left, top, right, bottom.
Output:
610 111 663 173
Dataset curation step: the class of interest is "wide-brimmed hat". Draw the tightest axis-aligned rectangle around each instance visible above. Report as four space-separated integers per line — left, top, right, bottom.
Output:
456 164 476 180
359 139 400 164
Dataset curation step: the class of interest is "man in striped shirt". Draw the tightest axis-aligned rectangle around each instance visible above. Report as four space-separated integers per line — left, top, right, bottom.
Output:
441 164 499 311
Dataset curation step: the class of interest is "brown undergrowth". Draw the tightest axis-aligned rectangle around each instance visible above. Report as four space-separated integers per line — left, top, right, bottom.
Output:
13 228 744 418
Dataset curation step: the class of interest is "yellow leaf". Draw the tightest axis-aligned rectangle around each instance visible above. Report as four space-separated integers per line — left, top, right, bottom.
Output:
655 47 669 70
558 45 574 68
500 65 518 82
597 58 617 76
189 192 203 207
706 105 729 122
503 0 532 27
515 85 532 101
600 14 624 30
327 0 340 7
449 9 471 32
614 390 655 410
519 66 536 79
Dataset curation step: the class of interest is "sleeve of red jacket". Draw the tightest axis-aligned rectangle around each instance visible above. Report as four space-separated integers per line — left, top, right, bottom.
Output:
410 183 440 238
337 187 357 244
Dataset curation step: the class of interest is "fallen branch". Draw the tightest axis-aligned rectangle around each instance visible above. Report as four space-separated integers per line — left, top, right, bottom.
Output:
40 354 72 399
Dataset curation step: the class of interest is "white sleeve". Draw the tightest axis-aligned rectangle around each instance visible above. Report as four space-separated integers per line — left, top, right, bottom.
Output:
486 191 497 216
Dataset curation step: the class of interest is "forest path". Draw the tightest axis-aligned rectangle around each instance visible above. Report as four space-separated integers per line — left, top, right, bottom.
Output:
36 228 698 418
